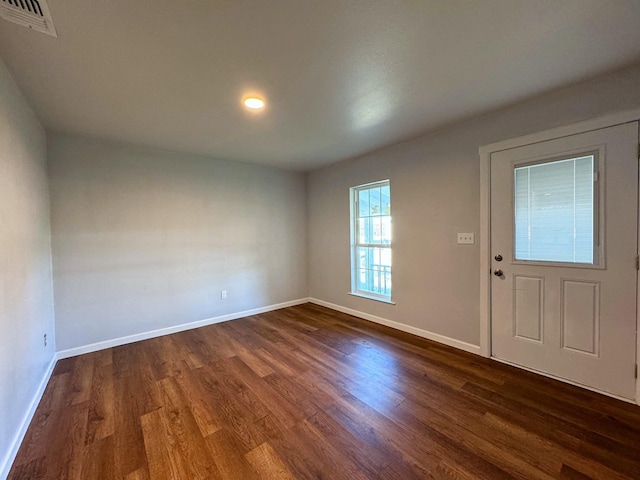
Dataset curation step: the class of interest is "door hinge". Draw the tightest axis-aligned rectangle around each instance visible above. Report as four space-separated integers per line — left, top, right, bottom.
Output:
635 364 638 379
636 255 639 271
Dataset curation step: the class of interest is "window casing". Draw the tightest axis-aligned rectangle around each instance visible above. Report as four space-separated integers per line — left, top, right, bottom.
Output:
350 180 392 301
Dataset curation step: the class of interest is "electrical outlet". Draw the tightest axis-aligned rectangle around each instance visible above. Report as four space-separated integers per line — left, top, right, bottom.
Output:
457 233 475 245
44 333 47 347
221 290 227 299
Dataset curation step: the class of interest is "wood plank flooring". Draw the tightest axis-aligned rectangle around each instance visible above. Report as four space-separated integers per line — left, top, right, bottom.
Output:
8 303 640 479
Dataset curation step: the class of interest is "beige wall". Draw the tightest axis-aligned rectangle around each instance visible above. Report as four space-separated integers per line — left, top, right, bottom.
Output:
0 59 55 476
49 134 307 351
308 64 640 347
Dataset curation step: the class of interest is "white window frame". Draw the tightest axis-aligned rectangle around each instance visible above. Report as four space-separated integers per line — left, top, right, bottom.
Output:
349 179 393 303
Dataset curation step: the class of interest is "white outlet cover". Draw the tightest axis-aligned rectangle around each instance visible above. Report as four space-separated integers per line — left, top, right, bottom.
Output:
457 233 475 244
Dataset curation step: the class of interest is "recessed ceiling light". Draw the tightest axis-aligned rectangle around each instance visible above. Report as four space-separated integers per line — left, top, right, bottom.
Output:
243 97 265 109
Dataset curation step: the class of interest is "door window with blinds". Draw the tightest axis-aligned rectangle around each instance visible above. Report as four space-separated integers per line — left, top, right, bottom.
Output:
513 153 600 265
350 180 392 301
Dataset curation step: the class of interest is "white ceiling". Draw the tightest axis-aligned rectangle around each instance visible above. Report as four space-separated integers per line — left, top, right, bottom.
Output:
1 1 640 171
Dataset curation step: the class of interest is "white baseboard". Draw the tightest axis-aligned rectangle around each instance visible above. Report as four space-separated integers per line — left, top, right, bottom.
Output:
309 298 482 355
57 298 310 359
1 354 57 480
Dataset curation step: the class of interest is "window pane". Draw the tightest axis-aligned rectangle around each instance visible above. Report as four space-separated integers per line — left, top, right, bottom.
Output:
380 216 391 244
357 246 369 270
359 189 369 217
380 248 391 268
358 268 370 292
361 217 372 244
358 218 365 244
371 247 381 268
514 155 594 263
369 187 381 215
371 217 382 244
381 185 391 215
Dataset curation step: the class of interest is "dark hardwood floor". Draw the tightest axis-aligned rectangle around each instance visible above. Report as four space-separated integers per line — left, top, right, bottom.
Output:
8 303 640 479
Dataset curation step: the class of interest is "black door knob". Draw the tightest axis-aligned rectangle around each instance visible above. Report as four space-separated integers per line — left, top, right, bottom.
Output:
494 269 503 277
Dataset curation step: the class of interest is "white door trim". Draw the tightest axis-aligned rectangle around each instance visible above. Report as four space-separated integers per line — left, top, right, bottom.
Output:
479 107 640 404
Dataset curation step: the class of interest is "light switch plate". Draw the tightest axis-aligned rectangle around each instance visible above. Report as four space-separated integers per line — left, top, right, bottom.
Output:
457 233 475 244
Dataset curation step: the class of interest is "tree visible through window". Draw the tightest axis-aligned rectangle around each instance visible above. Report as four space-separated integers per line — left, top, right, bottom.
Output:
350 180 392 300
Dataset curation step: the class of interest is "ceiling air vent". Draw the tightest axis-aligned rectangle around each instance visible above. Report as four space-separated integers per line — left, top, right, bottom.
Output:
0 0 57 37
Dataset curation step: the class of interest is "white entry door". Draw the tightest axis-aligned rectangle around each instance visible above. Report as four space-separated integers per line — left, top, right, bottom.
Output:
490 122 638 400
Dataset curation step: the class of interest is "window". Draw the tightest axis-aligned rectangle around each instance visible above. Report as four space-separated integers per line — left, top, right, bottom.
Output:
350 180 392 301
514 154 597 264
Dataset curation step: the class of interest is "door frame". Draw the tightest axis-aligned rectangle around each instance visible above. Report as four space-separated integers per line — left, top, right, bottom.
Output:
479 108 640 405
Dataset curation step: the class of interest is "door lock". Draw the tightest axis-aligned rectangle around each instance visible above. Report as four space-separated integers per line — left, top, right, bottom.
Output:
494 254 503 262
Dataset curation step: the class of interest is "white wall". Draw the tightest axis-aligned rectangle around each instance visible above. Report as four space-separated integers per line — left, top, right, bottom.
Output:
308 63 640 348
0 60 55 476
49 134 307 352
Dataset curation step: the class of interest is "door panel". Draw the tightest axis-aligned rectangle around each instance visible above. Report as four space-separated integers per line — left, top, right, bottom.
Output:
490 122 638 400
561 279 599 355
513 275 543 342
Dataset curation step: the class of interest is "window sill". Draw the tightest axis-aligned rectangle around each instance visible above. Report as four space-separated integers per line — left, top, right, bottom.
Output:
348 292 396 305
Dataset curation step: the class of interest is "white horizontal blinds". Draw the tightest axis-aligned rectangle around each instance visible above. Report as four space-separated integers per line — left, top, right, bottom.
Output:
355 182 391 297
514 155 594 263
